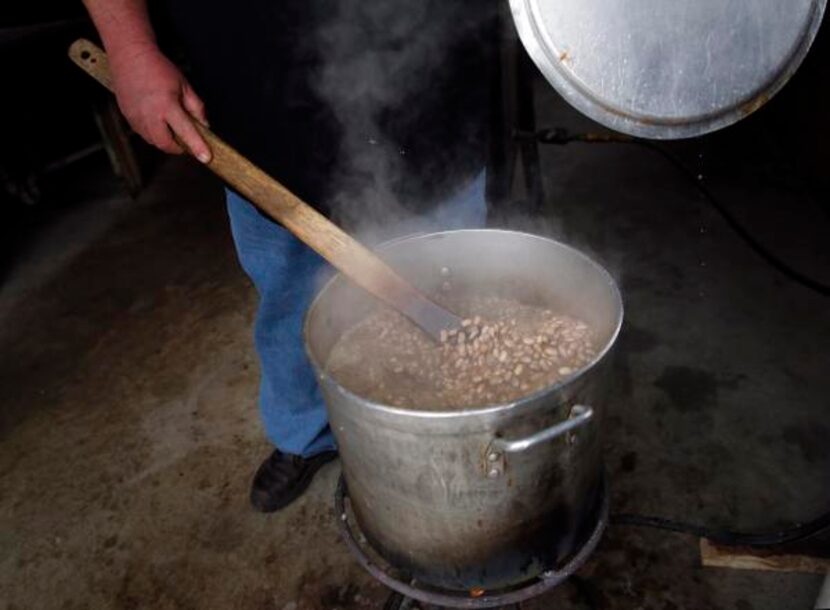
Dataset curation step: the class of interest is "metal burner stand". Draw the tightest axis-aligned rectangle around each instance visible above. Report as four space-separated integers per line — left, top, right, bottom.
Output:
335 475 609 609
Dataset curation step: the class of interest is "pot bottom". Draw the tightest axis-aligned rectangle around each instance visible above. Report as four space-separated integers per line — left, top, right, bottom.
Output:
335 474 609 608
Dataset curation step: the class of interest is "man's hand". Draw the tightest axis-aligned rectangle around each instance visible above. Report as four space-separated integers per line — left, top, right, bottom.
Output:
109 43 212 163
82 0 212 162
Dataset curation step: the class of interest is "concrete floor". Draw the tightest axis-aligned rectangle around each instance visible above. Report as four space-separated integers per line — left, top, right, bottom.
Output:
1 85 829 609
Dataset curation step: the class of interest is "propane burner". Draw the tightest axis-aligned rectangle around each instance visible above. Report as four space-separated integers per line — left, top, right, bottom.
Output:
334 475 609 609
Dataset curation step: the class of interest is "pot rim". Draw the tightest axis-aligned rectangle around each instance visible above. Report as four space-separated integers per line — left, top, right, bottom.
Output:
303 228 624 420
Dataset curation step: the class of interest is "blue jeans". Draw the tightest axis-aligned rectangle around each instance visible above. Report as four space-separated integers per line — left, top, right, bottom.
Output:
226 171 486 457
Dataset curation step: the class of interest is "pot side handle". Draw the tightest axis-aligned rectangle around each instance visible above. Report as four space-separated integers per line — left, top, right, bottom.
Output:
483 405 594 478
490 405 593 454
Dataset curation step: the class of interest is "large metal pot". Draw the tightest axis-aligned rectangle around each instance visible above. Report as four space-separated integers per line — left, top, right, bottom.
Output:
305 229 623 590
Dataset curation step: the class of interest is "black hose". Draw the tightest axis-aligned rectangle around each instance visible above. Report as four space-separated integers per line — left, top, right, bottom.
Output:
610 511 830 547
521 128 830 297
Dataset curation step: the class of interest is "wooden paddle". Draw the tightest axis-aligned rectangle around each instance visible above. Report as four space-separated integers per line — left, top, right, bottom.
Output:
68 39 462 341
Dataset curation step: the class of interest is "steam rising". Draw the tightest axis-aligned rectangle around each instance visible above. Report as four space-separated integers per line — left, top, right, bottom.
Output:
311 0 494 244
305 2 622 315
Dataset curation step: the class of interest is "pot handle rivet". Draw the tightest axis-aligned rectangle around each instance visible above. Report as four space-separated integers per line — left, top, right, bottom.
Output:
489 405 594 455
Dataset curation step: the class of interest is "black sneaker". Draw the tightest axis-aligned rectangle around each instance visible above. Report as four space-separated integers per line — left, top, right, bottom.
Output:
250 448 338 513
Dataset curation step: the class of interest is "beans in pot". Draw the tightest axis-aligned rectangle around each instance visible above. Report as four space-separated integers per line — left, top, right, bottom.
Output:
325 295 597 410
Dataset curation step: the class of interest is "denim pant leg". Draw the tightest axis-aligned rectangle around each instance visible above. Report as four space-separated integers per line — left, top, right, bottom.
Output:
427 170 487 231
361 170 488 246
226 190 336 457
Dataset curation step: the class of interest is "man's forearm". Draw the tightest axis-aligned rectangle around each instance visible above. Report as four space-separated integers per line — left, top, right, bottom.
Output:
81 0 211 160
82 0 157 57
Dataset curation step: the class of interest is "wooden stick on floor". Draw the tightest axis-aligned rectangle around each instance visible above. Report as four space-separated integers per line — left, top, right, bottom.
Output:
700 539 830 575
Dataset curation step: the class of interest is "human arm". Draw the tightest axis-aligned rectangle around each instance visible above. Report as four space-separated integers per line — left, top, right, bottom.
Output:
82 0 212 162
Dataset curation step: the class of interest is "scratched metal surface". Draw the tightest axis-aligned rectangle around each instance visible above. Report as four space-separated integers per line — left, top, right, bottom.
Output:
510 0 827 139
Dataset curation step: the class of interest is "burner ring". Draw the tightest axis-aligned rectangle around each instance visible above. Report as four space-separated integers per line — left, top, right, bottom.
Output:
334 473 609 609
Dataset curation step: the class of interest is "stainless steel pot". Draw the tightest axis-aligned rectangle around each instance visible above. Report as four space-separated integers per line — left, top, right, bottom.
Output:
305 229 623 590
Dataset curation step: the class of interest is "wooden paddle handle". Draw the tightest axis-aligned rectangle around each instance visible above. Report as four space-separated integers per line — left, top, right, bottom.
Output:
68 39 456 337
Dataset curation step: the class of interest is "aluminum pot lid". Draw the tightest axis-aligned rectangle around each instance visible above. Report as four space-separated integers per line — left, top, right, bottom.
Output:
509 0 827 139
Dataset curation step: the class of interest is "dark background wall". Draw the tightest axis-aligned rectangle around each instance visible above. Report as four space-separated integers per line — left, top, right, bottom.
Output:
702 18 829 203
0 6 827 278
769 18 829 199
